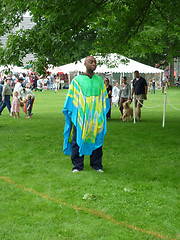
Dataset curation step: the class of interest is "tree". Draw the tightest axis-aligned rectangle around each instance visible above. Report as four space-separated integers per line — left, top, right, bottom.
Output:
0 0 179 78
120 0 180 86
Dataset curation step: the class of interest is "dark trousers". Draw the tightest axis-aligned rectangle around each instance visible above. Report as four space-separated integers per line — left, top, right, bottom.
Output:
0 94 2 107
0 95 11 114
71 127 103 171
151 86 155 94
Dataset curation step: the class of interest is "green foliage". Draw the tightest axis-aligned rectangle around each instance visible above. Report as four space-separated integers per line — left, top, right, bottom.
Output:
123 0 180 68
0 0 179 73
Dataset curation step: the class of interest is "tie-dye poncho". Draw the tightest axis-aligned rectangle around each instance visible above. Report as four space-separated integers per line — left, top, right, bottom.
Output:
63 74 110 156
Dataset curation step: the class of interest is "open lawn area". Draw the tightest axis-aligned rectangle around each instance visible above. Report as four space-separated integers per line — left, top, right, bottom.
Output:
0 88 179 240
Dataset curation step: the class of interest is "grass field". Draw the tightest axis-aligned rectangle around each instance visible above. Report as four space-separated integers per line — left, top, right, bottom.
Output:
0 87 179 240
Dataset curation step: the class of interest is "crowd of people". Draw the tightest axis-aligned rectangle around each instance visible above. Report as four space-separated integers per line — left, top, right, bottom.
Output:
104 73 169 121
0 76 35 118
0 70 70 118
0 71 69 94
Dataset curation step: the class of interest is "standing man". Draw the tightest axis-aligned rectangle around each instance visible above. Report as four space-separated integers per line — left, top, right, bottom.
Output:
131 70 147 122
63 56 110 172
0 77 12 115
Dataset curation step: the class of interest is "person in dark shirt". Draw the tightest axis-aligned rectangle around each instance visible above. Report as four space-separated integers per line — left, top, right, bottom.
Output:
104 78 112 119
131 71 147 122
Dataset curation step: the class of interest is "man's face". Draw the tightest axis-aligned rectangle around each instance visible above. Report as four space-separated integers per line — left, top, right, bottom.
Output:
85 56 96 72
134 72 140 78
7 79 11 85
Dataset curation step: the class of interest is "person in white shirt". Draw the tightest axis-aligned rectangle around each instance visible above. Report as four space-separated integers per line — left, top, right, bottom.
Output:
112 82 119 107
20 83 35 115
13 77 25 112
13 77 23 97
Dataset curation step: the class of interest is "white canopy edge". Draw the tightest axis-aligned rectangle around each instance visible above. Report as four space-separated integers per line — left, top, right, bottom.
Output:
59 54 164 74
0 65 28 73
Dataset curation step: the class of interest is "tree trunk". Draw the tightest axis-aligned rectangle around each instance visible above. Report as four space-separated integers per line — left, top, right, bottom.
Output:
170 59 174 87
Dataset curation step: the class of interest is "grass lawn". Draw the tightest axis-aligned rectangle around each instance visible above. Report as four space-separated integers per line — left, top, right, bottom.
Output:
0 87 179 240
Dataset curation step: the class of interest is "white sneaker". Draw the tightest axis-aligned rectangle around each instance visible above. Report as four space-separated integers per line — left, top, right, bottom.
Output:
96 169 104 173
72 169 80 173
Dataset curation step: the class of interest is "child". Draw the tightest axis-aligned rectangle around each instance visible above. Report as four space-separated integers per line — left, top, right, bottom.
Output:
11 91 20 118
26 94 32 118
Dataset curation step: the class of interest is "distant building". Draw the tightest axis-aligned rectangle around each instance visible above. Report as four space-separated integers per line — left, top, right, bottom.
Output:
0 12 35 66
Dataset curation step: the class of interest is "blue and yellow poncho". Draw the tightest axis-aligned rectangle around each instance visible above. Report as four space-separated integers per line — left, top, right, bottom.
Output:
63 74 110 156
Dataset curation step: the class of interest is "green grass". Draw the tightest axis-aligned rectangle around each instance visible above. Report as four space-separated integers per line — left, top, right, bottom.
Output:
0 88 179 240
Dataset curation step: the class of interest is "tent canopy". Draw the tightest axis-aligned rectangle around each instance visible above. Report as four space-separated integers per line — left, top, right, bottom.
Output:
0 65 28 73
59 54 164 74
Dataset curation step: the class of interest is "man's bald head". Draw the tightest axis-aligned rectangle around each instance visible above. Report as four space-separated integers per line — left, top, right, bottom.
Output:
84 56 96 76
84 56 96 64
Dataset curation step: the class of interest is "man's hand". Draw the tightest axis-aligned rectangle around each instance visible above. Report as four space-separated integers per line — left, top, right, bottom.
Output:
2 97 4 101
144 95 147 100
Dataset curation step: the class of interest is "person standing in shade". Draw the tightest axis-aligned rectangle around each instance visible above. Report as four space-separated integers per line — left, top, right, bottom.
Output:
161 77 168 94
0 77 12 115
112 82 119 107
63 56 110 172
104 78 112 119
151 78 156 94
131 71 147 122
119 76 131 120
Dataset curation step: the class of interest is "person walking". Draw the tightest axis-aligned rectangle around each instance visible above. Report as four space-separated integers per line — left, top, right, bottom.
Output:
0 77 12 115
63 56 110 172
131 71 147 122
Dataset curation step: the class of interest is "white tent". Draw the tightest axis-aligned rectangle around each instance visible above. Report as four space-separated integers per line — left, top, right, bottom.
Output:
59 54 164 74
0 65 28 73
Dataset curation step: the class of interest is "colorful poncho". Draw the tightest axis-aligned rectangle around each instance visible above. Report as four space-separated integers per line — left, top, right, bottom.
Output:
63 74 110 156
